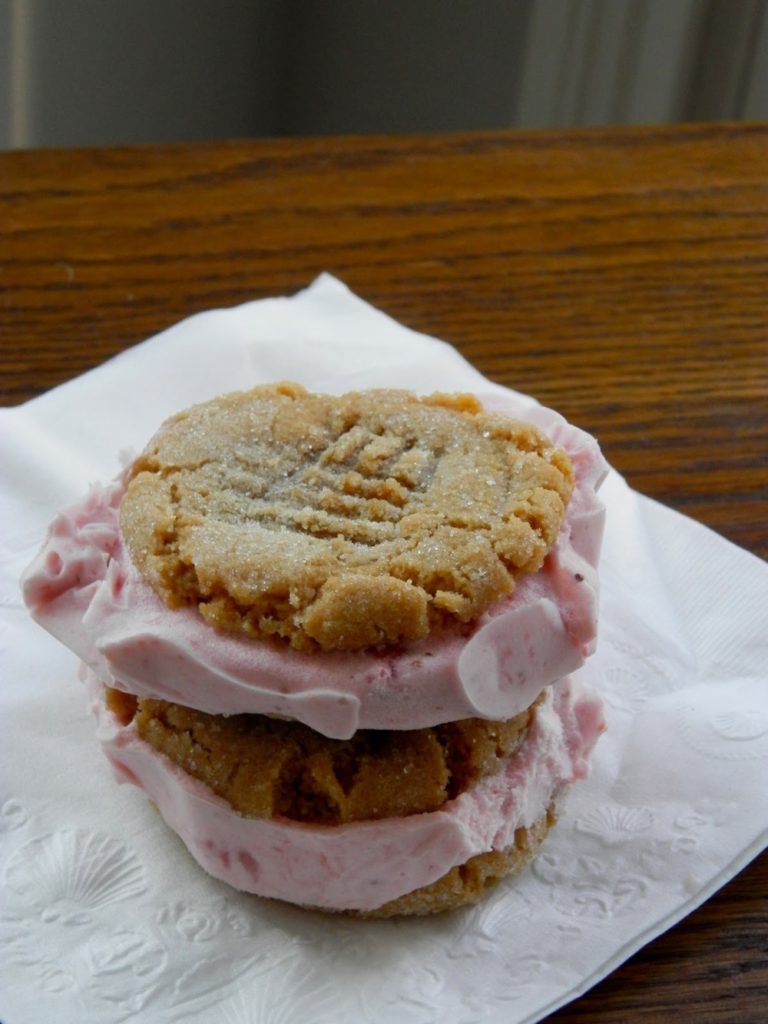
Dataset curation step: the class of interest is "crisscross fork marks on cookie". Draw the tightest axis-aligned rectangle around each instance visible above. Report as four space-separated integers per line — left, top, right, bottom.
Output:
120 383 573 650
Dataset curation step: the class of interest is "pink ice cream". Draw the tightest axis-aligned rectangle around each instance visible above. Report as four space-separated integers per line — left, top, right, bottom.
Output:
86 669 604 912
22 395 607 738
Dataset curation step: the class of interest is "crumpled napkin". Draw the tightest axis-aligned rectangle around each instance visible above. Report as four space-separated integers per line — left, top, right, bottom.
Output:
1 274 766 1024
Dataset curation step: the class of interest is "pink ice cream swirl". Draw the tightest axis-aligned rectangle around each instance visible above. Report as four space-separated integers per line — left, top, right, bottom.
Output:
22 394 608 738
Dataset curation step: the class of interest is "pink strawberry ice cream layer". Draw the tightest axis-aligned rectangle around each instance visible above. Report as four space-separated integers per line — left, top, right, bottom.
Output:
23 394 607 739
86 669 604 913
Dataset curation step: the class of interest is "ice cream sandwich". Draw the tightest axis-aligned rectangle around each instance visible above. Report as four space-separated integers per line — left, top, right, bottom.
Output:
23 383 607 915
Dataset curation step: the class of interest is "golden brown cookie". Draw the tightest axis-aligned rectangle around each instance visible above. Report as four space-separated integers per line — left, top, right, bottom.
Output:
106 687 536 825
120 384 573 651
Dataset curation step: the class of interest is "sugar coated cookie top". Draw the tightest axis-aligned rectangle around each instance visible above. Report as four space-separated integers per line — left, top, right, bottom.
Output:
119 383 573 651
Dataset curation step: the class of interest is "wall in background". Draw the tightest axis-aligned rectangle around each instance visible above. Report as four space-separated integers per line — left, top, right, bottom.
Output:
0 0 283 147
274 2 533 135
1 0 766 150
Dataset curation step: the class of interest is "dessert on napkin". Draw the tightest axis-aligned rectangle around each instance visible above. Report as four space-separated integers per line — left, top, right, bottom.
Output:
22 381 607 916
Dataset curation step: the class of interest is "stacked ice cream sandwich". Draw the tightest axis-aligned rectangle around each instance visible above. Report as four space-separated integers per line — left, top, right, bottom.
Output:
22 383 607 916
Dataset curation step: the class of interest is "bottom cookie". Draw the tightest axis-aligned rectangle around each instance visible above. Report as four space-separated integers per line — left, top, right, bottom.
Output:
347 806 555 917
86 669 604 915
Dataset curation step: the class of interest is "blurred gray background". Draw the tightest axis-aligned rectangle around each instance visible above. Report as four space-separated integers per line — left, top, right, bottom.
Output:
1 0 766 149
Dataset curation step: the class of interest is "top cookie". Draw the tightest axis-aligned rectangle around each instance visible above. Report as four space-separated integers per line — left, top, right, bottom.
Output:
120 383 573 651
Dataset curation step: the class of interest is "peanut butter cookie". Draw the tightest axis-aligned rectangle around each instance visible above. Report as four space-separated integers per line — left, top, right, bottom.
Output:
106 686 536 825
120 384 573 651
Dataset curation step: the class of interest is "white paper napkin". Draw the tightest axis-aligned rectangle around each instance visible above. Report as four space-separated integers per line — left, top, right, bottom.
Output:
1 275 766 1024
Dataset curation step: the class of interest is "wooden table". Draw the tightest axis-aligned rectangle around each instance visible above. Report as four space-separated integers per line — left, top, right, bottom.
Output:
2 123 766 1021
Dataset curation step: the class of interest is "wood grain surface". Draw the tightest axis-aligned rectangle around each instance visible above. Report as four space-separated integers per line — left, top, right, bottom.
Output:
1 122 766 1021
